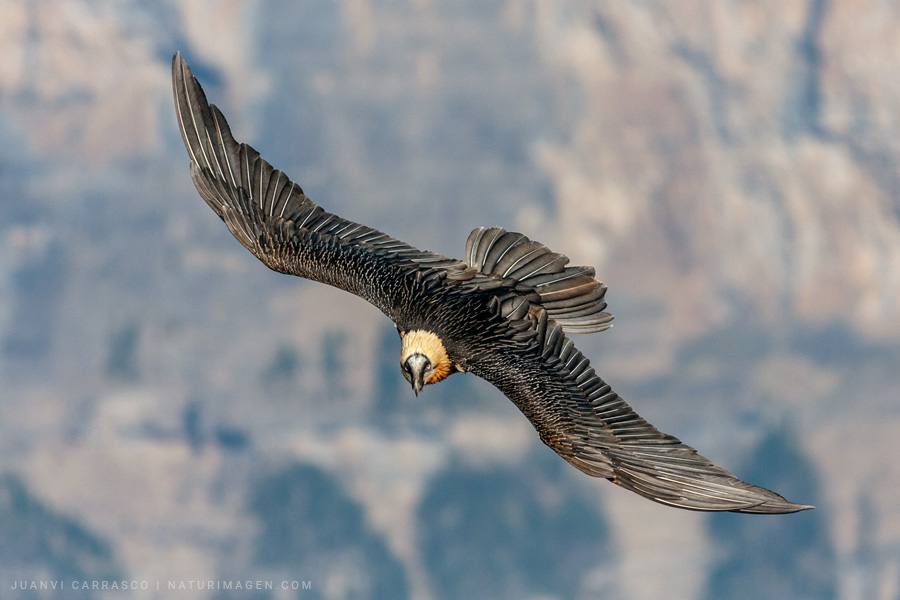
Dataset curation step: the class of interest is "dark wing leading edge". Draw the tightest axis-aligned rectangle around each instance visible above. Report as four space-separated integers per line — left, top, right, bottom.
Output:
172 52 475 313
470 312 814 513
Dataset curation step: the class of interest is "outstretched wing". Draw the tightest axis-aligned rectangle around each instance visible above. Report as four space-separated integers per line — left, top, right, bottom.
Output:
470 312 813 513
172 52 474 315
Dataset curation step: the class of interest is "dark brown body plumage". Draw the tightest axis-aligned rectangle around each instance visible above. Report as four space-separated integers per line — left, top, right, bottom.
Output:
173 52 812 514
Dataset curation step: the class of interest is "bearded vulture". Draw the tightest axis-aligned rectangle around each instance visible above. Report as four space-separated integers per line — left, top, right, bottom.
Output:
172 52 812 514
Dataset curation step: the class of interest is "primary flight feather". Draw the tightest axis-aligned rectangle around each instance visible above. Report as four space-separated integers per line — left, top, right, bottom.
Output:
172 52 812 514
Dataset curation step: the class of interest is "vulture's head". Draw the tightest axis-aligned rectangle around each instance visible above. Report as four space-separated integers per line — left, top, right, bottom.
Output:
399 329 454 395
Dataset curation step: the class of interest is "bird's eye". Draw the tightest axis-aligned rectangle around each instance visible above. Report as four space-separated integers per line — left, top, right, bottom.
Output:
424 363 432 371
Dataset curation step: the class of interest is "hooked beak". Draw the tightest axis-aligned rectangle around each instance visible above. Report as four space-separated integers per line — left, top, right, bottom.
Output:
404 353 430 397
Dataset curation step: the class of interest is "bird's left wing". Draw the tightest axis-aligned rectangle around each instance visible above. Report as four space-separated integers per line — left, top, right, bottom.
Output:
172 53 474 312
469 313 814 514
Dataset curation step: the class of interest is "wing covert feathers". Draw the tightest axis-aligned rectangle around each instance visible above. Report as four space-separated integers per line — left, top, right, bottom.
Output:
465 226 613 334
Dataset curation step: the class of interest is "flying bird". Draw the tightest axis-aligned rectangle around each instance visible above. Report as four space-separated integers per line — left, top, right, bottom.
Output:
172 52 812 514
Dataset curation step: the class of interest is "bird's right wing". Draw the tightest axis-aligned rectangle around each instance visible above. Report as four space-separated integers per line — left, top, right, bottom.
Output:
469 312 813 514
172 53 477 315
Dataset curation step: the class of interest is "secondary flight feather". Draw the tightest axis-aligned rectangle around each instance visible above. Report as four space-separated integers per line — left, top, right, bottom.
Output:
172 52 812 514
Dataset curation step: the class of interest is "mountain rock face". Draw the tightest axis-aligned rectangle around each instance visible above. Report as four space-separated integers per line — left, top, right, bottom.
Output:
534 1 900 343
0 1 897 599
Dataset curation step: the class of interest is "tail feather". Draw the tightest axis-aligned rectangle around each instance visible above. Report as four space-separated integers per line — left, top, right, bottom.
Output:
481 231 529 274
504 252 569 281
465 227 613 333
493 241 548 277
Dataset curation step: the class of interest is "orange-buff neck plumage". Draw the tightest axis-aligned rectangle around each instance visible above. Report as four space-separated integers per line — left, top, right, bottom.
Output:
400 329 454 385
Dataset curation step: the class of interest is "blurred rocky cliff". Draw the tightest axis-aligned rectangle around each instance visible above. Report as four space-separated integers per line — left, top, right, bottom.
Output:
1 1 898 599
